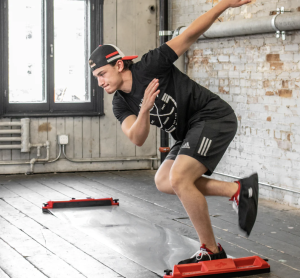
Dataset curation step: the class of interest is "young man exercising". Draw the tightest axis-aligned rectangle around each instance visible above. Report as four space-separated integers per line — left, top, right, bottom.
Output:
89 0 258 263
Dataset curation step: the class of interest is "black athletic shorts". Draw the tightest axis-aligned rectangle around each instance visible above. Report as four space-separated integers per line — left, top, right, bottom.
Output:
165 112 237 176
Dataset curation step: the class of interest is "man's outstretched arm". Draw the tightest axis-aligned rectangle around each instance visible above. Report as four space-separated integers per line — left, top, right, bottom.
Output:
166 0 251 57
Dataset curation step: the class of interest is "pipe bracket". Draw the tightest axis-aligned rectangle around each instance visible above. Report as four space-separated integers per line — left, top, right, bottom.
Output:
271 14 280 32
159 30 173 36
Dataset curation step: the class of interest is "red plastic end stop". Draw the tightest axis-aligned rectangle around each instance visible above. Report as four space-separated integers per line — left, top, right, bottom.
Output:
164 256 270 278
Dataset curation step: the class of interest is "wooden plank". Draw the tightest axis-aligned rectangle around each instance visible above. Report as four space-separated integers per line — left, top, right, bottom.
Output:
56 117 65 135
0 185 18 198
91 116 100 158
100 0 117 158
0 239 47 278
38 174 88 199
135 0 157 157
8 176 69 201
1 197 156 278
0 268 10 278
116 0 136 157
73 117 83 158
37 118 48 159
136 125 157 156
65 117 74 158
0 201 122 278
47 117 57 159
135 0 156 59
29 118 39 159
82 117 92 158
103 0 117 44
0 216 86 278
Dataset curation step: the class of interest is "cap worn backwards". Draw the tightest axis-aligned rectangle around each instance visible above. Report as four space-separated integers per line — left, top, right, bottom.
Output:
89 44 138 71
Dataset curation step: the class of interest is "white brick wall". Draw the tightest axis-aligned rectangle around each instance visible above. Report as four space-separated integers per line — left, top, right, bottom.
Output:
171 0 300 208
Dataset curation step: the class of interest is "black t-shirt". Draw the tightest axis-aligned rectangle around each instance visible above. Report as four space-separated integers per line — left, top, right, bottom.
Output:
112 43 233 141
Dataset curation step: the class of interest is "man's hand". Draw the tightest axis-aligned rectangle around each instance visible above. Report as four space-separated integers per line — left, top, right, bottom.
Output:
222 0 251 8
140 78 160 113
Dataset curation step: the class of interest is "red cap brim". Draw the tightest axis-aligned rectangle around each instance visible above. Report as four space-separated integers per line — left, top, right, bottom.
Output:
122 55 138 60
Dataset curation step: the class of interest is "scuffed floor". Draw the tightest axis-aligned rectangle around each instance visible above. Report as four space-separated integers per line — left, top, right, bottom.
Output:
0 170 299 278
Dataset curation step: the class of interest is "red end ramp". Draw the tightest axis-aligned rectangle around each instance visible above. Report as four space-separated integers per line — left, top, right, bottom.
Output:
164 256 270 278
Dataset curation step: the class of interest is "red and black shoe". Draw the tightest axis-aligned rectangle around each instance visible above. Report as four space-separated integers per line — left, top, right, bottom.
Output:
178 243 227 265
230 173 259 236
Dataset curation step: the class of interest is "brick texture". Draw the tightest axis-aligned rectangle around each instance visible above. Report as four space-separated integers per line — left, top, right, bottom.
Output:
171 0 300 208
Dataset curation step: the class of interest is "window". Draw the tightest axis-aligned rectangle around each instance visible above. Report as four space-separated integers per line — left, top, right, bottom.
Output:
0 0 104 117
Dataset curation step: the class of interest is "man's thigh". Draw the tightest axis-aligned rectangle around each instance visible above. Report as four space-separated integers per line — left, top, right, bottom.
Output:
175 113 237 176
170 154 208 184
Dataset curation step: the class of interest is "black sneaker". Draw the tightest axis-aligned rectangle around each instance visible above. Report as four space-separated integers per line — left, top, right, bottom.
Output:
237 173 259 236
178 243 227 265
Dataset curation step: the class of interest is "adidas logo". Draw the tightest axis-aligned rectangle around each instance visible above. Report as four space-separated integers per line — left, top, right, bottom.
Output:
181 142 190 149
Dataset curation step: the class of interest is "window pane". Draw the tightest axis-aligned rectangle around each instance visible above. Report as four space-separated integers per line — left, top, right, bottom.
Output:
8 0 44 103
54 0 90 103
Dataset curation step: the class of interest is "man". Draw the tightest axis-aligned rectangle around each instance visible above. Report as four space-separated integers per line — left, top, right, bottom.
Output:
89 0 258 263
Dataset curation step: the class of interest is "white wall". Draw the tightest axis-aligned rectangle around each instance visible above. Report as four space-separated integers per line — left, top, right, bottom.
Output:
0 0 159 175
171 0 300 208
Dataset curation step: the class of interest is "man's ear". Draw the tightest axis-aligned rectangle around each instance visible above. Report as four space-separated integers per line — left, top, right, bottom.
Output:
116 60 124 72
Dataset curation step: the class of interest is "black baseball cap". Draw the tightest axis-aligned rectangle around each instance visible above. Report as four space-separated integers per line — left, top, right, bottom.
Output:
89 44 138 71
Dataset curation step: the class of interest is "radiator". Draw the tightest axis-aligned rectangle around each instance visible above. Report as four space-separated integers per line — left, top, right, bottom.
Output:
0 118 30 152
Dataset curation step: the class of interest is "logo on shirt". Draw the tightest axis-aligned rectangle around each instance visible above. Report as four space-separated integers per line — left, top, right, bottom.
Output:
150 93 177 133
139 92 177 134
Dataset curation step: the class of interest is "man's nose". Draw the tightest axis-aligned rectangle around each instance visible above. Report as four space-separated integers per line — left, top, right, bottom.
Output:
98 77 104 87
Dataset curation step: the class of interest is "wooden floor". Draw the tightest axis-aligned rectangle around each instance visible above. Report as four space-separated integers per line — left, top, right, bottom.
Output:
0 170 299 278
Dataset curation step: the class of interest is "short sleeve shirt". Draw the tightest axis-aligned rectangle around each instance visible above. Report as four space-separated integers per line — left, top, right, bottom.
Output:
112 44 233 141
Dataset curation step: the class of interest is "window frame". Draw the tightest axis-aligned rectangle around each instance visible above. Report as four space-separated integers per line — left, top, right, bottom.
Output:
0 0 104 118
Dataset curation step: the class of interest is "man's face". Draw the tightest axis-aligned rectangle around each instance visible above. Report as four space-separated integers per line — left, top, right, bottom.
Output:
92 62 122 94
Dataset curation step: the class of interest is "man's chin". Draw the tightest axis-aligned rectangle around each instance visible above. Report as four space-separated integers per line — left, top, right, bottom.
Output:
105 89 115 94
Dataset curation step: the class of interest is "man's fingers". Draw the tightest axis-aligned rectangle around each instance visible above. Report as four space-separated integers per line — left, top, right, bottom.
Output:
146 78 159 91
150 90 160 101
146 80 159 95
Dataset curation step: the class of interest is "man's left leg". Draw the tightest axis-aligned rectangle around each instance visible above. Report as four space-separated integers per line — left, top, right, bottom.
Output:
169 154 220 254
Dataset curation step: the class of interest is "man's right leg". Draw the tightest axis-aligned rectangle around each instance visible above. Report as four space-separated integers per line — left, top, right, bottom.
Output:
155 159 238 198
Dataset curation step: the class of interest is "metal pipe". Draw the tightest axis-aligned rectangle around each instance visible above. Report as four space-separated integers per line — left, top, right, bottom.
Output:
159 0 170 163
213 171 300 195
177 12 300 39
29 141 51 173
0 130 21 134
0 122 21 127
0 145 21 149
0 137 21 141
62 145 158 163
0 144 62 166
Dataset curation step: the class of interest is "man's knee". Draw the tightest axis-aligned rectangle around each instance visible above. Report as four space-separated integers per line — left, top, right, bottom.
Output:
154 171 167 192
169 170 187 194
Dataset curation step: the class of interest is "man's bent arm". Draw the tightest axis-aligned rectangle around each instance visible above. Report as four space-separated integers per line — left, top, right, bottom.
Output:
167 0 251 57
121 78 160 147
122 109 150 147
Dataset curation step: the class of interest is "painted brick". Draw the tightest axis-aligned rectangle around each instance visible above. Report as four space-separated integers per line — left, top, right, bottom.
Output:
229 71 240 78
209 56 218 63
174 3 300 207
251 72 263 80
218 55 230 62
280 53 294 62
285 44 299 52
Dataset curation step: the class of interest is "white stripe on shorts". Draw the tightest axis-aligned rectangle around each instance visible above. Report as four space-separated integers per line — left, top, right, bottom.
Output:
198 137 212 156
